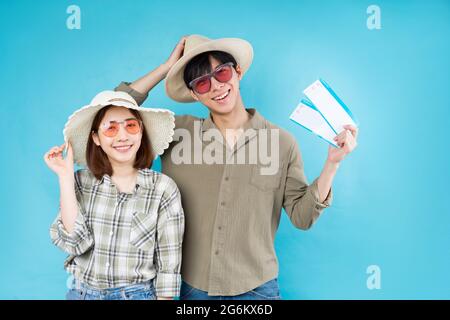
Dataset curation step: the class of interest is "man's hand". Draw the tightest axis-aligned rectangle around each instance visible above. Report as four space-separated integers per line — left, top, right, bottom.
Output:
129 36 189 97
162 36 188 73
327 124 359 164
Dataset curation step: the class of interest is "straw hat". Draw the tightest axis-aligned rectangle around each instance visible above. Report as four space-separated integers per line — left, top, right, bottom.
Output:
63 90 175 166
165 34 253 103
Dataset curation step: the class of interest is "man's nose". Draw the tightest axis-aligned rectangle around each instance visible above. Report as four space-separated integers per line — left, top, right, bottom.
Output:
210 76 225 91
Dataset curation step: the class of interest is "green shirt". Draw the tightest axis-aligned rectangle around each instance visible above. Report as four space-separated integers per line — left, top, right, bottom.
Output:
50 168 185 297
116 82 333 296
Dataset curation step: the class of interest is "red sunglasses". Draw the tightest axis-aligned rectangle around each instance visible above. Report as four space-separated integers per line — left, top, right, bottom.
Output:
188 62 234 95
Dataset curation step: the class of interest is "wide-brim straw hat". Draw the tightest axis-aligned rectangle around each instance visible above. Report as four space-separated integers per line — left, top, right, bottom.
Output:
63 90 175 166
165 34 253 103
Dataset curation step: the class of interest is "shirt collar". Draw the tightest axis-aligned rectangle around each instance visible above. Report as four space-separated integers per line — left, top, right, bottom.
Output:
135 168 154 190
201 108 266 132
93 168 154 190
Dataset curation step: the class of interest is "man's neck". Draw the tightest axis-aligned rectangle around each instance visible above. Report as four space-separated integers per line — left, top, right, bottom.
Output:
210 98 250 131
210 97 251 149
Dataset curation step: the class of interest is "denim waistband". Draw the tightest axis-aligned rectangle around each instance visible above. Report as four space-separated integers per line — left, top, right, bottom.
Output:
72 278 154 295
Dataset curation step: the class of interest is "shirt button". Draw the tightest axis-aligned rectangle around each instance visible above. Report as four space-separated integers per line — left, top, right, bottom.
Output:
106 262 110 268
218 226 222 230
109 231 114 236
221 201 225 206
215 250 219 255
224 177 229 181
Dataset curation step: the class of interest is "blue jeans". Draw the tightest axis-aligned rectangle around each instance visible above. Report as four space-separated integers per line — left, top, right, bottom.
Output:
179 278 281 300
66 278 156 300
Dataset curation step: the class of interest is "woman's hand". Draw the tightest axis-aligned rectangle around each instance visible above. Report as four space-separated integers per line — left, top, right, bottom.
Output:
45 142 79 233
327 125 359 164
162 36 188 72
44 142 74 178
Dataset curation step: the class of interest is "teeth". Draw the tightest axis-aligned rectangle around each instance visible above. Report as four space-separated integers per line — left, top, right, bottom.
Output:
114 146 131 150
213 90 229 101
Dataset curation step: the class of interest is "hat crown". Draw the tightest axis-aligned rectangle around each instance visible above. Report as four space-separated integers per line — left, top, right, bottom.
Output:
183 35 212 57
90 90 138 108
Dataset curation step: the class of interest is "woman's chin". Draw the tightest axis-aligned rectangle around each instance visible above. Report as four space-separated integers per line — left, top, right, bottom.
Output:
107 154 136 166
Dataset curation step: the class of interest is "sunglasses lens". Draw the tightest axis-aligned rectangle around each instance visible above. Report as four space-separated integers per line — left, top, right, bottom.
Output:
214 65 233 83
103 123 119 137
101 119 140 137
190 64 233 94
193 77 211 94
125 119 141 134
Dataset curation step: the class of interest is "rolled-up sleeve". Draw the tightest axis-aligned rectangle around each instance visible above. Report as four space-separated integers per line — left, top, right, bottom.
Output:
154 182 185 298
49 172 94 256
283 142 333 230
115 82 148 106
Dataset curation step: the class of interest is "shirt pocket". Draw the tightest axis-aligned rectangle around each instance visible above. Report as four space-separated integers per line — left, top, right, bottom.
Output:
129 210 157 252
249 162 283 192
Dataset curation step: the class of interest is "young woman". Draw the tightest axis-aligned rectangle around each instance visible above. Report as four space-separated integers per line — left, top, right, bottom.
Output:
45 90 184 300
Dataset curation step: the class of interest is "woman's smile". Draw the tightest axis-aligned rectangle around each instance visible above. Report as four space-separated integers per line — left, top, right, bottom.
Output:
113 144 133 153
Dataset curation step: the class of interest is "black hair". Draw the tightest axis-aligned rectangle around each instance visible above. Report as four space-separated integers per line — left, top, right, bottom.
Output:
183 51 238 88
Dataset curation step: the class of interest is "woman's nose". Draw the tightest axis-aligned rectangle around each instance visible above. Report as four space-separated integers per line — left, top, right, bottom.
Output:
116 125 129 141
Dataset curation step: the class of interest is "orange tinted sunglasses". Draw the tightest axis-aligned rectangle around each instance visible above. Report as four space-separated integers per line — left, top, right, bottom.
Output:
99 118 142 137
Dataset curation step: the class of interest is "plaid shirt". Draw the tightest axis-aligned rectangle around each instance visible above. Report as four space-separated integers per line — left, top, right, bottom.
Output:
50 168 184 297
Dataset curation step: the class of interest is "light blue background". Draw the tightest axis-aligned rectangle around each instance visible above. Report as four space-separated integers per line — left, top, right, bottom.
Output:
1 0 449 299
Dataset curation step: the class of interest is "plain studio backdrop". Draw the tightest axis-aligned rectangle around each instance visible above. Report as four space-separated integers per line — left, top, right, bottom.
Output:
0 0 449 299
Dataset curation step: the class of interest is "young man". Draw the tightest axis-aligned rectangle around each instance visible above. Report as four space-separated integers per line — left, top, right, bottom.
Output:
115 35 358 299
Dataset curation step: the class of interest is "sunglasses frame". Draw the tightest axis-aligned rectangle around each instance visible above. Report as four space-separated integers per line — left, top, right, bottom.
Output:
98 118 143 137
188 62 235 95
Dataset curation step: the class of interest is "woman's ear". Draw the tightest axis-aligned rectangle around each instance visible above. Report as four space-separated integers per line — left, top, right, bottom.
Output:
189 90 199 101
92 132 101 146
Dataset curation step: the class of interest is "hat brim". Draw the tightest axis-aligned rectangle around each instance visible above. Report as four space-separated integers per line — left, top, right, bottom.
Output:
165 38 254 103
63 103 175 166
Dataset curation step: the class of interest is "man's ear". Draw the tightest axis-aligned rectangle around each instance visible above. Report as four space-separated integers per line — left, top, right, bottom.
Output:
189 90 199 101
92 132 101 146
235 64 243 80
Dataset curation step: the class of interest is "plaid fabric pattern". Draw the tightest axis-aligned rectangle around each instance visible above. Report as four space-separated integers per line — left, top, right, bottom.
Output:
50 168 184 297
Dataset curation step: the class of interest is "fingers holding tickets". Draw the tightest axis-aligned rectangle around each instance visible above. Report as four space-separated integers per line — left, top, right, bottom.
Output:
333 127 358 153
343 124 359 140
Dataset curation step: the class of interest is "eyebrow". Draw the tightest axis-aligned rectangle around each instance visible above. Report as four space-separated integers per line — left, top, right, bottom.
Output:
106 117 138 123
